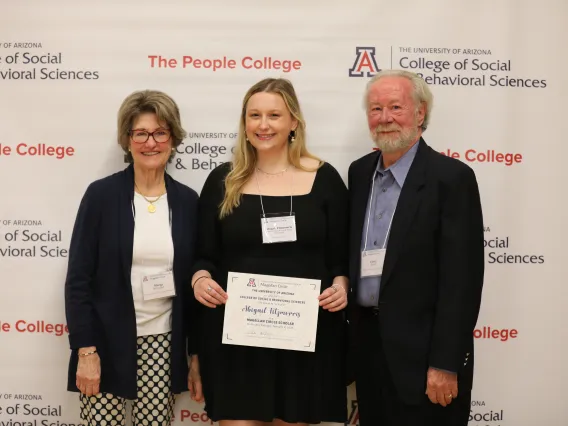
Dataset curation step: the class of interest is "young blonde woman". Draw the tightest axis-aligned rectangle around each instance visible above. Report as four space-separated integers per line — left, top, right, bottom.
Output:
188 78 349 426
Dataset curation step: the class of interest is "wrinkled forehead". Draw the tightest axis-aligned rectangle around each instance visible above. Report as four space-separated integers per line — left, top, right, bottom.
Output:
131 112 168 130
368 76 414 104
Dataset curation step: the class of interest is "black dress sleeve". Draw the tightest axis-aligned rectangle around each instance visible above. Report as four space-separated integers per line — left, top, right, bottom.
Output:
188 163 230 355
191 162 231 280
64 182 101 350
182 185 201 356
321 163 349 280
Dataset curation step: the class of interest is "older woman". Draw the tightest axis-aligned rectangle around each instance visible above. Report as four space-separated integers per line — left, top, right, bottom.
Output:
64 90 200 426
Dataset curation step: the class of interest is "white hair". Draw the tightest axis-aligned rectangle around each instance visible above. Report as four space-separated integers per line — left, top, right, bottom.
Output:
364 69 434 131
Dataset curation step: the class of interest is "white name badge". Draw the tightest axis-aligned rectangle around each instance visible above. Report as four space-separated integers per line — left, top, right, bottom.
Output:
361 249 386 278
142 271 176 301
261 214 297 244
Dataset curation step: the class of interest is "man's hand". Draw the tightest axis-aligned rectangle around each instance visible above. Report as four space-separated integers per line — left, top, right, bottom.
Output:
425 367 458 407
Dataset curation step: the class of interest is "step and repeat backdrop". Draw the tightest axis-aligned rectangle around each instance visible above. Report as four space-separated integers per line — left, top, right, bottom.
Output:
1 0 566 425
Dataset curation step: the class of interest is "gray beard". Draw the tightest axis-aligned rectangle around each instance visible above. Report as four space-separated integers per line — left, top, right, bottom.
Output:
372 126 419 153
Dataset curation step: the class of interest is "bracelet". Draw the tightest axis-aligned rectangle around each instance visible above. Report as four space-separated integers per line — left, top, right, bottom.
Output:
192 275 209 289
79 350 97 357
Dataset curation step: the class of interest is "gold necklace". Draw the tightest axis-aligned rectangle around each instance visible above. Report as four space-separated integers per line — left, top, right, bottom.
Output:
135 183 166 213
256 165 289 176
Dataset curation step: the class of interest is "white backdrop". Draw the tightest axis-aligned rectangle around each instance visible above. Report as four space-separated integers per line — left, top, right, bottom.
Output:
1 1 567 425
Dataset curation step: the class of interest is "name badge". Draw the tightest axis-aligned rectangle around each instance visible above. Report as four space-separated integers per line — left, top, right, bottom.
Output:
361 249 386 278
261 214 297 244
142 271 176 301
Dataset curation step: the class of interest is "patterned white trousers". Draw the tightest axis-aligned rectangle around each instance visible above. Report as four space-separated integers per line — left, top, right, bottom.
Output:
80 332 175 426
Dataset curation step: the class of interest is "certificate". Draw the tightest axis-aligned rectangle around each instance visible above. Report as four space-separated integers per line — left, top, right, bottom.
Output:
222 272 321 352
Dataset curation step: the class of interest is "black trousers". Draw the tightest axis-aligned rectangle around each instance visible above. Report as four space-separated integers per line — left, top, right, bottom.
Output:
354 308 470 426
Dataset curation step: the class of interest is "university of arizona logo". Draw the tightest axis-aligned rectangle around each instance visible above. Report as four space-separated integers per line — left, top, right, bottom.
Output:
349 47 380 77
345 399 359 425
247 278 256 287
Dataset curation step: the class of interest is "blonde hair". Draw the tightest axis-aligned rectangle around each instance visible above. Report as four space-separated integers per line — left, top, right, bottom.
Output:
117 90 187 163
220 78 321 218
364 69 434 131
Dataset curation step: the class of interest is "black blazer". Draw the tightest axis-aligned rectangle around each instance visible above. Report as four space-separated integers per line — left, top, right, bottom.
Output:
348 139 484 404
64 164 198 399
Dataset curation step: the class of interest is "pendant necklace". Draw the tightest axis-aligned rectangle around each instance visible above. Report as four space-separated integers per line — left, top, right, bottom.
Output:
135 182 165 213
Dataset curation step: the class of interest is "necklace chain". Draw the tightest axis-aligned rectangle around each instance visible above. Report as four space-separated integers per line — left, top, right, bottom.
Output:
254 167 294 217
135 182 166 213
256 166 289 176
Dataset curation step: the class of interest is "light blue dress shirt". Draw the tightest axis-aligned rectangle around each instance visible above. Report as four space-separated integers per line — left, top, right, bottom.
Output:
357 142 419 307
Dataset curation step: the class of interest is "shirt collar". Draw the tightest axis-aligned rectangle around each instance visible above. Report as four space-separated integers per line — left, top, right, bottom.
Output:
376 141 419 187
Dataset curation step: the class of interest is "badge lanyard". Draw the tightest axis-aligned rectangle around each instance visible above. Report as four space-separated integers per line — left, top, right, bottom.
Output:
363 171 396 252
131 197 173 272
132 196 176 300
254 168 294 217
255 168 297 244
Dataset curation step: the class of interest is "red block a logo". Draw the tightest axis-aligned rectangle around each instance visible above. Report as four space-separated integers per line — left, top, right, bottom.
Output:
345 399 359 425
349 47 380 77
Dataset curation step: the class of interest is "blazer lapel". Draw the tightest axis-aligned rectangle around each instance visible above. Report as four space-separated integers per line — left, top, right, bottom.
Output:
379 140 429 292
120 165 135 286
352 152 380 294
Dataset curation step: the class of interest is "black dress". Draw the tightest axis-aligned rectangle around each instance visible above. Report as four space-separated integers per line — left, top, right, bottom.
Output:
193 162 348 423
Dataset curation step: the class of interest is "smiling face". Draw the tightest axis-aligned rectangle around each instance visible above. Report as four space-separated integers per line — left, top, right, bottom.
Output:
244 92 298 153
129 112 172 171
366 76 425 153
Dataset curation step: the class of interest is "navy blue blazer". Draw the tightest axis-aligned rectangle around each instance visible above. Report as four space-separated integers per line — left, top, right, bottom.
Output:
64 164 198 399
347 139 484 404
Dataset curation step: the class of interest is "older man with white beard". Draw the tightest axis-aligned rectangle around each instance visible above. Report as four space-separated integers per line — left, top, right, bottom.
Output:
346 70 485 426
